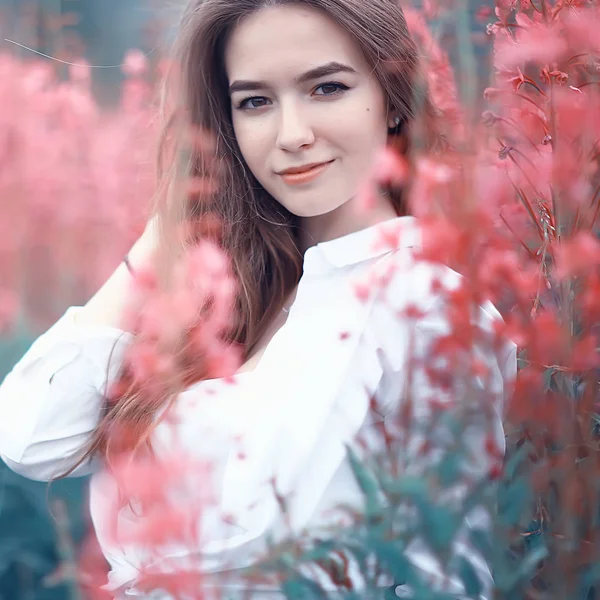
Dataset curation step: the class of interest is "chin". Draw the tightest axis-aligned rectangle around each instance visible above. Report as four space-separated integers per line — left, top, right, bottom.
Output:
286 207 328 218
279 197 351 220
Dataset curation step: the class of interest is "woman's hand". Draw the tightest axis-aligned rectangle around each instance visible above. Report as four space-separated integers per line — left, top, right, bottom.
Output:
73 215 161 329
127 215 160 271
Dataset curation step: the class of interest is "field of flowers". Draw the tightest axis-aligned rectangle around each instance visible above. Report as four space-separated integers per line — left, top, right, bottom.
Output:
1 0 600 598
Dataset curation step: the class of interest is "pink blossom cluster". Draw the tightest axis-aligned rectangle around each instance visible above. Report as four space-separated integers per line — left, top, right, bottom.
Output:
0 50 158 333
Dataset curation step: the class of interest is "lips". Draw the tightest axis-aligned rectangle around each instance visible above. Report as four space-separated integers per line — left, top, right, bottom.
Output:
278 160 335 185
278 161 333 175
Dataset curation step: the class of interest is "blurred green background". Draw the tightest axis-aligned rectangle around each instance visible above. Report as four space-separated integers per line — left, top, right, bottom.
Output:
0 339 91 599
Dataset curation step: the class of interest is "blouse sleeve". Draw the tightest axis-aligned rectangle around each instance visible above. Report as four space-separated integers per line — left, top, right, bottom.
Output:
0 307 131 481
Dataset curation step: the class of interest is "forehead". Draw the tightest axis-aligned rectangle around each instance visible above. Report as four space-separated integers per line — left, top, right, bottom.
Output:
224 5 369 82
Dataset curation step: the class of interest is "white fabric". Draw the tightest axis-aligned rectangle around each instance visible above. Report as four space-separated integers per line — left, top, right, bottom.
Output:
0 216 517 599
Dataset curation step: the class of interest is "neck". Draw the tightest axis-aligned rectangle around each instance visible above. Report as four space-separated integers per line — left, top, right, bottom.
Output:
298 193 397 253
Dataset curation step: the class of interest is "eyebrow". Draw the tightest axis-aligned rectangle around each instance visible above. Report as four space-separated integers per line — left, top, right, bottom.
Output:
228 61 357 95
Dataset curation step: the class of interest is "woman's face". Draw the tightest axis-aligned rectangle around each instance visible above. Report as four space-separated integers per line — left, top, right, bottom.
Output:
225 4 393 221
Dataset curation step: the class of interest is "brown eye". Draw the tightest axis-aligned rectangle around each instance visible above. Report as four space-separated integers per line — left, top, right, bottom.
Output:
237 96 271 110
314 82 349 96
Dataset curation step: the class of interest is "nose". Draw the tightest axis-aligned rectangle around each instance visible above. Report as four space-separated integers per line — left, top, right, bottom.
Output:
275 101 315 151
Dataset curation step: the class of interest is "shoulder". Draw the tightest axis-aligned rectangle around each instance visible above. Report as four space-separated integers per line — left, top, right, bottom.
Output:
356 248 516 422
360 242 512 372
361 241 462 320
355 248 451 374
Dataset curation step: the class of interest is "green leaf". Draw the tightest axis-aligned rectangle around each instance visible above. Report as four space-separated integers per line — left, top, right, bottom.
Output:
497 545 548 592
468 529 493 563
543 367 554 392
382 475 428 502
436 452 462 487
581 562 600 589
280 574 328 600
498 476 532 527
502 442 530 482
457 556 482 598
517 545 548 580
345 445 383 522
371 539 413 585
418 501 459 552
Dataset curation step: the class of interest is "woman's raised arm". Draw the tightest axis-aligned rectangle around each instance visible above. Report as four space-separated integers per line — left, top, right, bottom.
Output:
0 220 158 480
73 216 159 329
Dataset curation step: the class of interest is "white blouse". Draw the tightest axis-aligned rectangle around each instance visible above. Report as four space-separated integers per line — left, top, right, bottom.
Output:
0 216 517 600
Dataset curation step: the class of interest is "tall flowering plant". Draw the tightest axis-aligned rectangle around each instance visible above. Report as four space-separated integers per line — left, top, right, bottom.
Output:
486 0 600 594
396 0 600 595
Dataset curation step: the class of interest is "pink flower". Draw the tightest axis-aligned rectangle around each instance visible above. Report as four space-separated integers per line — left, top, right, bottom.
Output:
95 451 215 558
570 334 600 371
414 217 465 265
563 9 600 53
69 60 92 86
122 49 148 78
371 146 409 188
494 15 567 70
554 232 600 280
125 340 177 387
477 249 540 304
121 238 240 389
186 176 217 200
407 158 456 218
403 7 464 135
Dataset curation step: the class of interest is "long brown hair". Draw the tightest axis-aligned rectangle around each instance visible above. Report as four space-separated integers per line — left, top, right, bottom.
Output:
58 0 437 477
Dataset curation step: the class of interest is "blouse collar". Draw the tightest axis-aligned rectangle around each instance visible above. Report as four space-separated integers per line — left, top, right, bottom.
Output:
302 215 420 275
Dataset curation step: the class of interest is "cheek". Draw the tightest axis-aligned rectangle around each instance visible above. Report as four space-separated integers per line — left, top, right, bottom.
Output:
338 112 388 170
334 94 388 153
233 120 272 176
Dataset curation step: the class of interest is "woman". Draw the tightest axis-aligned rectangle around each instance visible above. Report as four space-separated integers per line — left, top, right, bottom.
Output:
0 0 516 598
